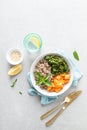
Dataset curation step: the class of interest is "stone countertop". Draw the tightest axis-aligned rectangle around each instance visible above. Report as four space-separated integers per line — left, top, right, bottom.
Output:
0 0 87 130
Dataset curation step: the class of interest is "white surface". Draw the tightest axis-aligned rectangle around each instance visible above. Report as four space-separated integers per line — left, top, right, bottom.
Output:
0 0 87 130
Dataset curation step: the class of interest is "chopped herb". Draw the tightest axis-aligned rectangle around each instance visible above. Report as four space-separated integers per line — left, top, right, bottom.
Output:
10 79 17 87
19 91 22 95
35 72 52 86
73 51 80 61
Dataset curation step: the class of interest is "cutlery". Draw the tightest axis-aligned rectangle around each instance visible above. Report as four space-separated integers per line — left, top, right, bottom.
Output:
46 90 82 126
40 91 76 120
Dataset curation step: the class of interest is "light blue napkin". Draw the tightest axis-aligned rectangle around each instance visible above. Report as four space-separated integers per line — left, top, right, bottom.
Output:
27 51 83 105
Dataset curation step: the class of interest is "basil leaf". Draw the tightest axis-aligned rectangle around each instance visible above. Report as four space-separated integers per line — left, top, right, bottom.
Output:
34 72 42 79
35 72 52 87
36 80 43 85
73 51 80 61
44 75 49 80
44 80 52 86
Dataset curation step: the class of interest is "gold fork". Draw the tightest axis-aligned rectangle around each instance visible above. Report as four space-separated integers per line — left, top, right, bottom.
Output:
40 91 76 120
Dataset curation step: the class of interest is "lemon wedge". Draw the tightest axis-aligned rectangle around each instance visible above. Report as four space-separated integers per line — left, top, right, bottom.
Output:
8 64 22 76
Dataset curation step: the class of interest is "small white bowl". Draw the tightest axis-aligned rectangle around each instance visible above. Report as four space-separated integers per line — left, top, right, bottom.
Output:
6 48 23 65
30 52 74 97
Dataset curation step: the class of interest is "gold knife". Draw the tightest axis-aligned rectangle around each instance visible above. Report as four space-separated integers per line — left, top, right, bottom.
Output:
40 90 77 120
46 90 82 127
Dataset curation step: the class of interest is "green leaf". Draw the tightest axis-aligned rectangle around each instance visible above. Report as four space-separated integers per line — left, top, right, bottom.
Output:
10 79 17 87
35 72 52 87
44 75 49 80
19 91 22 95
34 72 42 79
73 51 80 61
44 80 52 86
36 80 43 85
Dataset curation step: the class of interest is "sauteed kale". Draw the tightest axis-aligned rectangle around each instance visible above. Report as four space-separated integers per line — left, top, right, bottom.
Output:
44 55 70 75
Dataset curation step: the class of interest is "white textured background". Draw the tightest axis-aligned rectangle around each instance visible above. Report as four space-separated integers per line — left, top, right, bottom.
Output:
0 0 87 130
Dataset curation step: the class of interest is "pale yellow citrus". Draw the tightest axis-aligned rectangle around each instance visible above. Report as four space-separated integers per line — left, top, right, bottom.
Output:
29 37 41 48
8 64 22 76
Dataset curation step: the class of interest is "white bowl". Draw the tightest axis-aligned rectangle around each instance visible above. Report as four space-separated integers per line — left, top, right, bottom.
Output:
30 52 74 97
6 48 23 65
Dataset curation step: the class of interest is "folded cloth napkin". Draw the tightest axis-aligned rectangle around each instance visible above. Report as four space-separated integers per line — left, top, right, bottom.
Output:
27 51 83 105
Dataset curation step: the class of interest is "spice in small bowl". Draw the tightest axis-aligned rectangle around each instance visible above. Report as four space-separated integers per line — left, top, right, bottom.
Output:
6 48 23 65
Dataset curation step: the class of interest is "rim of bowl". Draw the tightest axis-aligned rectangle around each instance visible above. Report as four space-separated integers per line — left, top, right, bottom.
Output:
30 52 74 97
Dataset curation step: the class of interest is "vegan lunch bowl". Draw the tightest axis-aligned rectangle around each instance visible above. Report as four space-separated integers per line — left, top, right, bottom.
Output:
30 52 74 97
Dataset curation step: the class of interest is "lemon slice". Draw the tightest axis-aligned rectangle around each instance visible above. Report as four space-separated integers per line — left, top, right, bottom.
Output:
8 64 22 76
29 37 41 48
